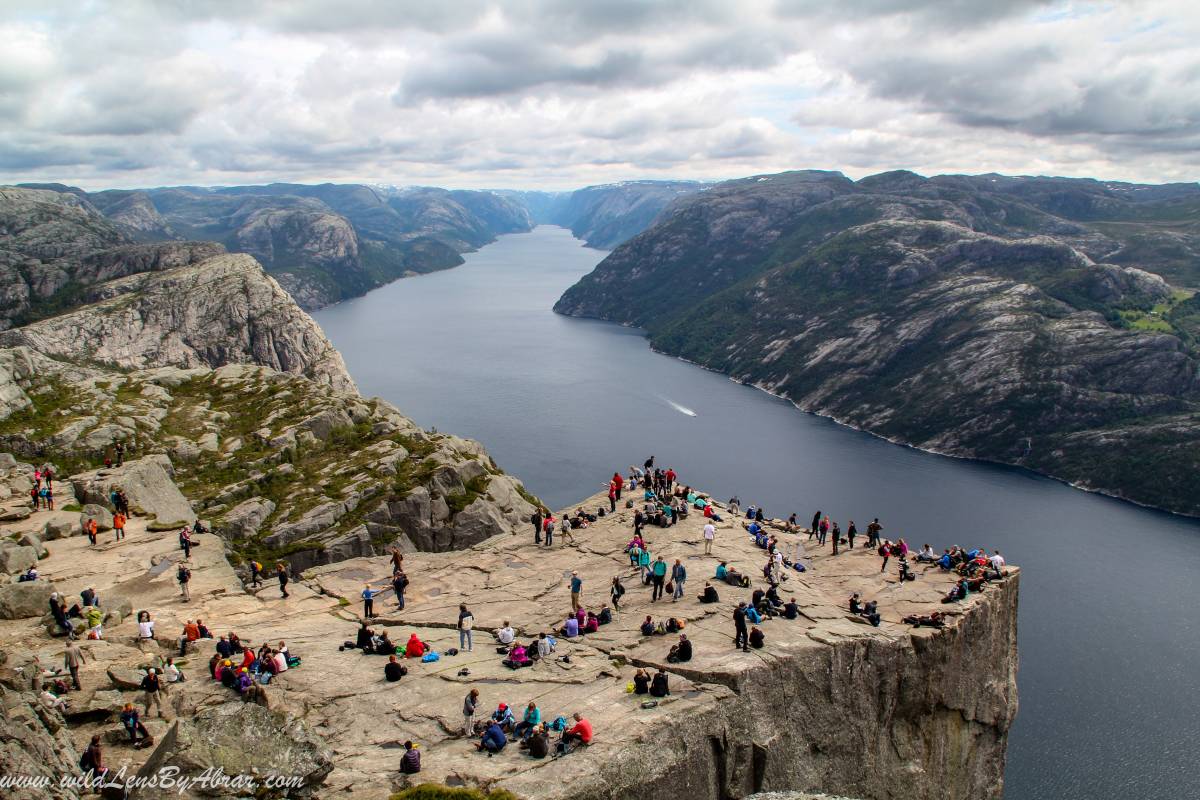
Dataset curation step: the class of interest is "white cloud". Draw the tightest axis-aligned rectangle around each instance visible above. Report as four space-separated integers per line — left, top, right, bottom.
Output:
0 0 1197 189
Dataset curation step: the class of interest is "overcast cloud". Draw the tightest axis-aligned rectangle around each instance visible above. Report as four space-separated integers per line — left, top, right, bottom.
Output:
1 0 1196 189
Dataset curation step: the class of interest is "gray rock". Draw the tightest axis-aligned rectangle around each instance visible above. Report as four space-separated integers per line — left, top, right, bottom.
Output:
0 543 39 575
80 504 114 531
0 452 17 469
0 580 56 618
107 666 146 691
0 505 32 522
0 687 79 799
18 532 47 557
218 497 276 539
71 455 195 525
137 702 333 793
42 518 74 540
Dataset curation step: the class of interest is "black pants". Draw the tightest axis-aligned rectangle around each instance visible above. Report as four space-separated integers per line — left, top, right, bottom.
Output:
651 575 665 601
609 496 616 512
364 599 374 617
734 626 748 649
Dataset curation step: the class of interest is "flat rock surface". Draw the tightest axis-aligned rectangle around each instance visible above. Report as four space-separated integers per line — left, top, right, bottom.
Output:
0 489 1014 799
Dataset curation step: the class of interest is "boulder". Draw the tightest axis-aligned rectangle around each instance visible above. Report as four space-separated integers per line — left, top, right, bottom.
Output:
0 690 79 800
18 532 47 557
71 455 196 525
0 452 17 469
64 689 125 723
42 518 75 540
80 504 114 531
137 702 333 792
0 580 56 618
107 666 146 691
0 543 39 575
218 496 276 539
0 505 32 522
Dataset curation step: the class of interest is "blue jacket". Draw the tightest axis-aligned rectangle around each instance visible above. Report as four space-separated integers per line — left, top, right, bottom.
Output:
671 564 686 581
482 723 506 750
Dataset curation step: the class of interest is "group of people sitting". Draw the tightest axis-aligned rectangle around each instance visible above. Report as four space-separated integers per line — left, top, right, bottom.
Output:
48 589 108 640
560 605 612 638
639 615 686 637
849 593 882 626
474 701 593 759
353 621 398 655
632 666 672 696
208 633 295 694
500 630 556 669
715 561 752 588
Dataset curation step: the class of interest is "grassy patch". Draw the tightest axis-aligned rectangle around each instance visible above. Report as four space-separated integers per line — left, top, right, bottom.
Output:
390 785 521 800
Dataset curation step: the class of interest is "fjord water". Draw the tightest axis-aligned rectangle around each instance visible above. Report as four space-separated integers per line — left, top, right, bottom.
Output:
315 226 1200 800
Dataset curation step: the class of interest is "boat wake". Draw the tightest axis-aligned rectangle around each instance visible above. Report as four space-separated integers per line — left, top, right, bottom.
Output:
658 395 697 417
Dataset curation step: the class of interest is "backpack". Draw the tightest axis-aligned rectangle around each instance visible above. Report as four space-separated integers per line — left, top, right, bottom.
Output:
421 652 440 663
550 715 568 731
79 749 94 771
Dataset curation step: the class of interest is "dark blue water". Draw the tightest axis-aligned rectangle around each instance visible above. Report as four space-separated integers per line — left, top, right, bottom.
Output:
315 225 1200 800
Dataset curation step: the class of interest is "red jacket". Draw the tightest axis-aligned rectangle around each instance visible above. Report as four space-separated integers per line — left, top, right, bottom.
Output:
566 717 593 743
613 474 624 490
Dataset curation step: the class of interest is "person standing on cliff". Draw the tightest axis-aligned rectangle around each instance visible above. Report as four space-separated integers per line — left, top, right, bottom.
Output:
671 559 687 601
607 480 617 513
733 602 749 651
113 511 127 542
363 584 382 618
651 556 668 601
867 518 882 548
463 688 480 737
610 575 625 615
570 571 583 612
458 604 475 651
612 472 624 501
847 520 857 549
532 508 543 544
390 548 404 572
703 521 716 555
276 562 290 598
809 511 821 541
392 568 408 610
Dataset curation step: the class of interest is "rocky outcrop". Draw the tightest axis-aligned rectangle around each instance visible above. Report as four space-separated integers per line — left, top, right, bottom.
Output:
0 682 80 800
0 581 56 618
557 170 1200 516
71 456 195 526
136 702 333 798
547 180 709 248
0 254 356 392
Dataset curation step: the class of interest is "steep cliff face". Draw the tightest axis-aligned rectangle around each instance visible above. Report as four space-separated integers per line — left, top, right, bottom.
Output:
548 179 710 248
556 170 1200 516
0 253 355 392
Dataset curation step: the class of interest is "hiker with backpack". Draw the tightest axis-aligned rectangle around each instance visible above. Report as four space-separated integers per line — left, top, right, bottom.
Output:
177 562 192 602
392 568 409 609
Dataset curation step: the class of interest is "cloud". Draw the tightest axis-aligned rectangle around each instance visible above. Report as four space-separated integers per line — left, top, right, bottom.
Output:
0 0 1197 189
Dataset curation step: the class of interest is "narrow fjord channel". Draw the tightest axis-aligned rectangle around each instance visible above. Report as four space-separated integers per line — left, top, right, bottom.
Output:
315 225 1200 800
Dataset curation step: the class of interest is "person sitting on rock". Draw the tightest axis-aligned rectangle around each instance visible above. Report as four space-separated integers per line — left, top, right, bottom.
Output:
849 593 863 615
650 668 670 697
356 622 374 653
478 721 507 755
557 712 592 756
236 668 253 694
639 616 655 636
527 726 550 758
915 544 937 563
49 593 75 639
399 741 421 774
536 632 555 661
584 612 600 634
633 668 651 694
698 582 720 603
219 660 237 688
375 631 395 656
404 633 426 658
861 600 881 626
514 702 541 740
496 621 516 645
748 626 765 649
216 635 233 658
196 619 212 639
782 597 800 620
764 585 784 608
667 634 692 663
597 605 613 625
504 643 531 669
745 604 763 625
491 703 516 733
385 655 407 682
562 615 580 638
17 566 37 582
208 654 221 679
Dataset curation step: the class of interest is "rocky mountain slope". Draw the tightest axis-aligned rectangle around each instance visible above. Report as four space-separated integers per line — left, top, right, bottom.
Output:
13 183 536 310
556 170 1200 516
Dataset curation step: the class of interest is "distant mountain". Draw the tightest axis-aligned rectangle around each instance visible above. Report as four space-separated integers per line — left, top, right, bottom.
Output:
12 182 536 310
556 169 1200 516
498 180 708 249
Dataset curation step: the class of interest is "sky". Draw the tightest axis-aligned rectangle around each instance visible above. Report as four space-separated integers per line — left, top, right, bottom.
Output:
1 0 1197 191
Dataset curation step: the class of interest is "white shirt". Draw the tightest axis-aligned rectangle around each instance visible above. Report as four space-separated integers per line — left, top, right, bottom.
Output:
138 621 155 639
537 638 553 657
703 524 715 540
164 664 181 682
497 627 515 645
989 554 1006 570
273 652 288 672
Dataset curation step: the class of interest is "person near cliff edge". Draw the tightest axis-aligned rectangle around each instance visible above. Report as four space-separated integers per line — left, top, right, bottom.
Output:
276 562 289 598
733 602 749 652
532 507 543 544
612 471 624 500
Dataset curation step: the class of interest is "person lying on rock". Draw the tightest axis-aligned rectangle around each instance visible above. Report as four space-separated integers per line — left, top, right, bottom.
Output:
698 581 720 603
667 634 692 663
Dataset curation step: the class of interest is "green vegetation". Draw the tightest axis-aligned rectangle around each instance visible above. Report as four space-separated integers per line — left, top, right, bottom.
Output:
445 475 490 517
